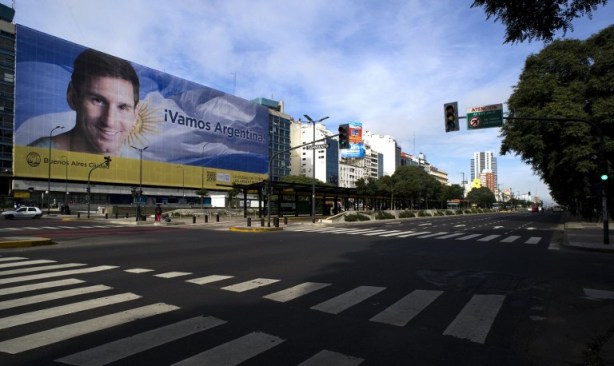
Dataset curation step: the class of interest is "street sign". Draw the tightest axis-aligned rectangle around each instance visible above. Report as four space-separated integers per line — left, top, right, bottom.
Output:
305 144 329 150
466 104 503 129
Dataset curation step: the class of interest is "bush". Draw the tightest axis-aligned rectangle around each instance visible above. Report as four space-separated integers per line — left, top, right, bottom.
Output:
399 211 415 218
374 211 395 220
455 209 463 215
345 213 370 222
445 210 455 215
417 210 428 217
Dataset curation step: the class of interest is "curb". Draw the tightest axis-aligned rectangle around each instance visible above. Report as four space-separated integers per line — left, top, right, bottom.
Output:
228 226 283 233
0 237 54 248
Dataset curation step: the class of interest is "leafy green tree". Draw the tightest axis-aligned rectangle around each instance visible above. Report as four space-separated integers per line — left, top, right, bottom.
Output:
439 184 465 208
391 166 442 209
280 175 328 186
500 25 614 217
466 187 497 208
471 0 608 43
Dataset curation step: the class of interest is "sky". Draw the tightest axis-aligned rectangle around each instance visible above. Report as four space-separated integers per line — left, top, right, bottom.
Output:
6 0 614 204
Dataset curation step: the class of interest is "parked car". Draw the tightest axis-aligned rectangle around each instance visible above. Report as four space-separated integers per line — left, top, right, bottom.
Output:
1 206 43 219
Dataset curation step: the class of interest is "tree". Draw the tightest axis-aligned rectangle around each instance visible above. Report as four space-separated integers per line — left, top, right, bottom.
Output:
500 25 614 218
439 184 465 208
466 187 497 208
471 0 608 43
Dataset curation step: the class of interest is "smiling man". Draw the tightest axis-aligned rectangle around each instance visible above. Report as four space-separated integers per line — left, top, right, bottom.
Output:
30 49 140 156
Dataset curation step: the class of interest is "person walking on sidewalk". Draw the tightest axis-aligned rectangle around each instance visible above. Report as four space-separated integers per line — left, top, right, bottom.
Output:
154 204 162 222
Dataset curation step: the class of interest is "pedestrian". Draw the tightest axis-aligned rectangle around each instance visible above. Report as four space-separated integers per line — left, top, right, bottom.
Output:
155 204 162 222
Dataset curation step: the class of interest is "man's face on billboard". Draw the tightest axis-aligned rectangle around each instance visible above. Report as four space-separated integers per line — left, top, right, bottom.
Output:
70 76 137 154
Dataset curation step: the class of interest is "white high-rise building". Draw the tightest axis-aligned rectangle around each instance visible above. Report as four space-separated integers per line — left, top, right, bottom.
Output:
363 131 400 176
471 151 497 190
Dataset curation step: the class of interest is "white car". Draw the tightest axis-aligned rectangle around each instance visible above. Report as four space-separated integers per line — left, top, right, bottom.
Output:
1 206 43 219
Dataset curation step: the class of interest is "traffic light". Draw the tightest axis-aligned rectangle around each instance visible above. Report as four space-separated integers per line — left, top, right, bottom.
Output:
104 156 112 167
338 124 350 149
444 102 459 132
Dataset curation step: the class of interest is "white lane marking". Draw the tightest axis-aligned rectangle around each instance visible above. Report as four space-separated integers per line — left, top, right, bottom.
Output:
57 226 78 229
0 263 85 276
347 229 384 235
524 237 541 244
0 265 118 285
500 236 520 243
398 231 431 238
311 286 386 314
56 316 227 366
0 259 56 269
477 235 501 242
21 227 41 230
361 230 391 236
454 224 466 228
380 230 416 237
584 288 614 300
417 232 448 239
419 223 432 226
221 278 280 293
456 234 482 241
171 332 284 366
41 226 59 230
339 228 379 234
370 289 443 327
0 278 84 296
155 272 192 279
372 230 401 236
436 233 465 240
0 303 179 354
443 294 505 344
124 268 155 274
263 282 330 303
0 293 141 330
0 284 111 311
187 275 234 285
298 349 364 366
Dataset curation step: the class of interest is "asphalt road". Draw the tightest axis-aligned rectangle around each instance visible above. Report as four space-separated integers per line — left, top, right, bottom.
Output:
0 212 612 365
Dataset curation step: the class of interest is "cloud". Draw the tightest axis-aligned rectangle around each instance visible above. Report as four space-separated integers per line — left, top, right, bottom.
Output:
10 0 614 204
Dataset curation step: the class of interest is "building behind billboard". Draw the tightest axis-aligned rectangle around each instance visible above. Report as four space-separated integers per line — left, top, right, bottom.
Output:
12 25 269 197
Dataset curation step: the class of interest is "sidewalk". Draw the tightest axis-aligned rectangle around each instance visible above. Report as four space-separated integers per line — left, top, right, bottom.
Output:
563 221 614 252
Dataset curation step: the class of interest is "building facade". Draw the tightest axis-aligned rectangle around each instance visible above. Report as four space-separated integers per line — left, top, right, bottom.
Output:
471 151 497 192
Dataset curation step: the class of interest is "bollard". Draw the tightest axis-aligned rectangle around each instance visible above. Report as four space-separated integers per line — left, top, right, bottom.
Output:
115 212 118 219
105 213 108 219
126 213 129 218
192 216 196 224
274 217 279 227
247 217 252 227
261 218 265 227
284 216 288 225
77 212 80 219
216 214 220 222
205 215 208 223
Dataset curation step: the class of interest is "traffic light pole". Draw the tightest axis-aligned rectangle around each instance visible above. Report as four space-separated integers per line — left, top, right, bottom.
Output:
505 116 609 244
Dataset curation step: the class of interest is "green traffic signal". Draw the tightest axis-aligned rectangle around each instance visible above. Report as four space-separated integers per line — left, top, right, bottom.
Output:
338 124 350 149
601 174 608 181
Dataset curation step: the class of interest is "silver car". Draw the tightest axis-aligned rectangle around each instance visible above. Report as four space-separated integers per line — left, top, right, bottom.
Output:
1 206 43 219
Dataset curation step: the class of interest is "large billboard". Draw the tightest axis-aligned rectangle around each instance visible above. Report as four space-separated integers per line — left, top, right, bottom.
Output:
13 25 269 189
340 121 365 159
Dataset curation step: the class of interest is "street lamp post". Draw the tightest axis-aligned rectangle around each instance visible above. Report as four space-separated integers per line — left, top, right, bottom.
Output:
304 115 329 223
201 143 210 211
47 125 64 214
131 145 149 221
177 166 185 203
87 156 111 218
60 155 69 209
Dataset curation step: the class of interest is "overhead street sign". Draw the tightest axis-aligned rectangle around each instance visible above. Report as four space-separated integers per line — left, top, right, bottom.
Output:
305 144 329 150
467 104 503 130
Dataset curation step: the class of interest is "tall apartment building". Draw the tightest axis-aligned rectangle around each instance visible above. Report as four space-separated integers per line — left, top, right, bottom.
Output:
297 121 339 185
0 5 15 196
252 98 294 182
471 151 497 192
363 131 400 176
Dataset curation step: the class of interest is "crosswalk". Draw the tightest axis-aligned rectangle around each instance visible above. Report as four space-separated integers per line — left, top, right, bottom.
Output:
0 254 522 364
0 225 128 233
287 226 544 245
